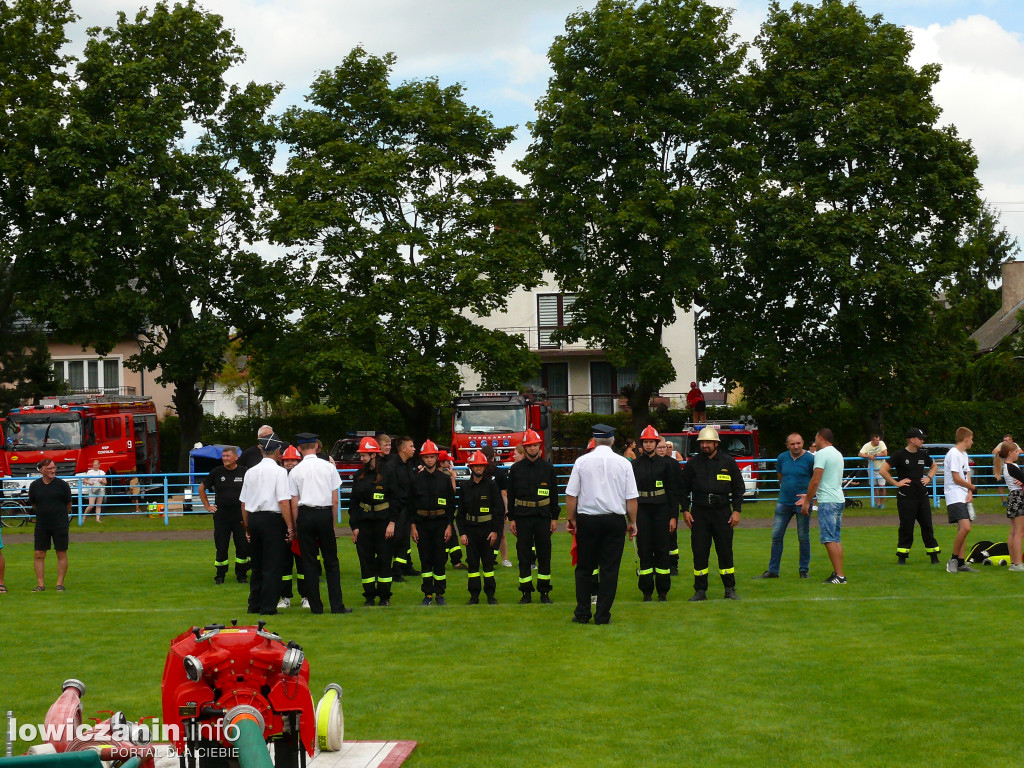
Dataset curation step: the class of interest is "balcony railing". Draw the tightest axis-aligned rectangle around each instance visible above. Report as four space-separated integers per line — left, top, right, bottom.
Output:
68 386 138 396
492 326 596 352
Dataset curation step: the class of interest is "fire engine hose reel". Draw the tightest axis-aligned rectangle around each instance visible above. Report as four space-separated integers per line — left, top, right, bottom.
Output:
314 684 344 752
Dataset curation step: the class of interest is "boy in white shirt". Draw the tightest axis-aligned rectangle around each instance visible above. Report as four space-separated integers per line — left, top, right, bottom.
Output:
943 427 978 573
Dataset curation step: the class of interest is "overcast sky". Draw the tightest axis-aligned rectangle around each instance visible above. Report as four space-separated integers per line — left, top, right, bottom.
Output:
63 0 1024 254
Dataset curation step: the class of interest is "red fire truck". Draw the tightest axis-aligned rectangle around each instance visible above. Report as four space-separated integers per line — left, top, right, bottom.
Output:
662 420 762 499
450 390 552 464
0 394 161 481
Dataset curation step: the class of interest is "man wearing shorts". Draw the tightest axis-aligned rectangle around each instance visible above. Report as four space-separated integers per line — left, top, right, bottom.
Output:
28 458 73 591
943 427 979 573
802 428 847 584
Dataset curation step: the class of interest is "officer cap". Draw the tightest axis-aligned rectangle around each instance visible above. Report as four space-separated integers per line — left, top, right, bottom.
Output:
905 427 926 440
591 423 615 439
295 432 319 446
258 432 285 452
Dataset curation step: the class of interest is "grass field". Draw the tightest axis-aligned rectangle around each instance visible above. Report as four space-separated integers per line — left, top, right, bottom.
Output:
2 516 1021 767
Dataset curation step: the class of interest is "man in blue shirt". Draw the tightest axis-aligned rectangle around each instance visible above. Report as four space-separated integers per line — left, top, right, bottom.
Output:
758 433 814 579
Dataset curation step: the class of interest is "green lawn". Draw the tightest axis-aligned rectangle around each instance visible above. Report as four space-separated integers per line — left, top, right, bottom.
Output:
2 520 1021 767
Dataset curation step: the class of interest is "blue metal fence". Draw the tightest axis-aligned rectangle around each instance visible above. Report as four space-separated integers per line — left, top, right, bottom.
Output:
0 453 1005 527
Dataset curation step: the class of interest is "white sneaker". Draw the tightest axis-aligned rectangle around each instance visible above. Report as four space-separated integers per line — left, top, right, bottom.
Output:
502 560 513 568
946 558 957 574
1009 563 1024 572
301 597 311 608
276 597 291 609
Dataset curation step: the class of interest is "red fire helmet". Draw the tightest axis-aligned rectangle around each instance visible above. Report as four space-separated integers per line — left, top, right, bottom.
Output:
438 450 452 463
639 425 660 440
466 451 489 466
357 436 381 454
419 439 440 456
586 439 595 452
522 429 542 445
282 445 301 461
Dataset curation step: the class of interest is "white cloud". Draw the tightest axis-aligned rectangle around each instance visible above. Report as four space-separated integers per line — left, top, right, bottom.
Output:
909 16 1024 237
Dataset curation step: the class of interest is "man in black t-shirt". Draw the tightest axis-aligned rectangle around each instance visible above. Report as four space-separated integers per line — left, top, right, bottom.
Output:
200 446 250 584
880 428 941 565
28 458 73 592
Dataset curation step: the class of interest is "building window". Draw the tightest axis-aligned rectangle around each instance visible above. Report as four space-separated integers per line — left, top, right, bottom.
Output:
52 357 123 395
537 293 577 349
589 362 636 415
541 363 569 412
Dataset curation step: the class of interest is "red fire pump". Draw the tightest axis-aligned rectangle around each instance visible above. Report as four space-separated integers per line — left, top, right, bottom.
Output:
161 621 315 768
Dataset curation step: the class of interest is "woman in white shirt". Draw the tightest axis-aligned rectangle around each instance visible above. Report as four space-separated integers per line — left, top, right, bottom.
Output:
998 442 1024 570
84 460 107 522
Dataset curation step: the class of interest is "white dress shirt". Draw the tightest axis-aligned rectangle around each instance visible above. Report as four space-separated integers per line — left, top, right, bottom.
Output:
239 457 291 513
565 445 639 515
289 454 341 507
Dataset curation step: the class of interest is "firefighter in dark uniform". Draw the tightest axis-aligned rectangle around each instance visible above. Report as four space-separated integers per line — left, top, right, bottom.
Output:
384 435 419 581
632 426 679 601
681 426 745 601
199 445 250 584
507 429 559 604
879 428 941 564
348 436 399 606
458 451 504 605
410 440 456 605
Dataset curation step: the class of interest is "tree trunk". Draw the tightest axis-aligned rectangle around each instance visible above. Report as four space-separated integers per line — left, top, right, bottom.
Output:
172 379 204 474
630 383 654 440
386 393 436 446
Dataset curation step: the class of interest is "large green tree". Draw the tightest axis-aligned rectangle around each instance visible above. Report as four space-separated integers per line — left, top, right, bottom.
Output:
26 1 281 469
263 48 542 441
518 0 746 435
0 0 72 408
700 0 984 424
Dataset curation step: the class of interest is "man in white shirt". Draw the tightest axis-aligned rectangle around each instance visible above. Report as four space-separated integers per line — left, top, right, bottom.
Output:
289 432 350 614
239 433 294 615
565 424 639 625
858 434 888 508
943 427 979 573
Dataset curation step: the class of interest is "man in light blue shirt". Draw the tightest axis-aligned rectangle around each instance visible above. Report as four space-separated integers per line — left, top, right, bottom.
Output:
759 433 814 579
802 428 846 584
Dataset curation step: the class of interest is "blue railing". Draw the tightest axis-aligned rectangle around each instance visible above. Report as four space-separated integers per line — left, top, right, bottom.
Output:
0 453 1004 526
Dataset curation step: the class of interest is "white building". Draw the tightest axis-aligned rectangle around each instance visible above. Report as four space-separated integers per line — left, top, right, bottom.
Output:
462 273 697 414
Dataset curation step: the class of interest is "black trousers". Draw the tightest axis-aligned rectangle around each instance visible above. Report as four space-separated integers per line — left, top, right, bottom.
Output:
214 507 250 579
637 505 672 596
414 516 448 595
297 505 345 613
464 525 497 598
447 521 464 566
669 527 680 569
896 495 940 557
355 518 395 600
247 511 288 614
392 516 416 575
691 505 735 591
279 549 308 599
574 514 626 623
515 516 552 594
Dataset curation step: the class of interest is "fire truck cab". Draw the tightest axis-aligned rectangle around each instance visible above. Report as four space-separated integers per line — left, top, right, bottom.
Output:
450 390 552 467
0 395 160 492
662 419 761 499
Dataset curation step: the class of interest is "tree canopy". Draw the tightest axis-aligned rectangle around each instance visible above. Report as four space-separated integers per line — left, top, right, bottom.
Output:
0 0 73 408
23 0 281 468
261 48 543 440
699 0 985 420
519 0 746 433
